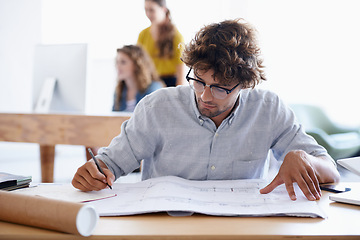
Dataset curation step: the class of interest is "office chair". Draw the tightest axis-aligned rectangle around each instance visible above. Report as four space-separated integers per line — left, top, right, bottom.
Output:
289 104 360 160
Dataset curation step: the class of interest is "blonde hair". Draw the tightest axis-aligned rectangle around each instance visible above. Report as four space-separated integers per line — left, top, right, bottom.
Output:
114 45 161 110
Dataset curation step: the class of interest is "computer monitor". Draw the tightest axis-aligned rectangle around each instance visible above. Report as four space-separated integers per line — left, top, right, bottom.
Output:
32 43 87 113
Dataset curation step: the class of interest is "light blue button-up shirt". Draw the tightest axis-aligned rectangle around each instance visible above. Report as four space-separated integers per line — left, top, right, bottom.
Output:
98 86 329 181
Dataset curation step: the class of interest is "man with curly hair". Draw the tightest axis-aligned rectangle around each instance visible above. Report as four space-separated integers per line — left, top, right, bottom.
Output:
72 19 339 201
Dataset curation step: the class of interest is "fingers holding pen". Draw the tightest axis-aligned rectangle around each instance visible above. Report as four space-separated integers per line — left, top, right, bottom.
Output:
102 167 115 188
87 148 114 189
72 160 114 191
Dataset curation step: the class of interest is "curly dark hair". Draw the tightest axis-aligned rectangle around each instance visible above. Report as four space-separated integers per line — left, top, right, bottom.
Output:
181 19 266 88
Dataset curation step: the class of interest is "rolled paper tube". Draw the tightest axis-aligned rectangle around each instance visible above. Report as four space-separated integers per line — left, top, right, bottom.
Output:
0 190 98 236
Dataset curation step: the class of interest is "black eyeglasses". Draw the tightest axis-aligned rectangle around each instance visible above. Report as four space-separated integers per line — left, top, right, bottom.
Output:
186 68 240 99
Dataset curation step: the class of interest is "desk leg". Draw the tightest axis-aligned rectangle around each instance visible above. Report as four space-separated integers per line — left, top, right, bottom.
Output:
40 145 55 183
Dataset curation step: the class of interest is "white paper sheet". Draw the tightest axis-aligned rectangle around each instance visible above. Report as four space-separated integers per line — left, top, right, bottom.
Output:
15 183 116 203
88 176 326 218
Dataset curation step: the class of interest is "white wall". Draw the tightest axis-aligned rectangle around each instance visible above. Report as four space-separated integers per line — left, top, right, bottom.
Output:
0 0 41 112
0 0 359 125
248 0 360 126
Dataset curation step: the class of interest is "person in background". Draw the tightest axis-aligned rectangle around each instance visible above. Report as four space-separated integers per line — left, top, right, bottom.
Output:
73 19 340 202
137 0 185 87
87 45 163 160
113 45 163 112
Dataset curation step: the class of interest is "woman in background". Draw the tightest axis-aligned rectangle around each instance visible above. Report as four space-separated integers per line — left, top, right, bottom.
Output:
137 0 185 87
113 45 163 112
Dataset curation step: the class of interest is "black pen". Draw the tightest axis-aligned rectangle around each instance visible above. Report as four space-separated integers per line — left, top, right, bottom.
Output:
87 148 112 189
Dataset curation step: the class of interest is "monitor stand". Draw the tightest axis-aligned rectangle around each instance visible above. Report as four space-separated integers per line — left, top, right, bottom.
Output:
34 77 57 113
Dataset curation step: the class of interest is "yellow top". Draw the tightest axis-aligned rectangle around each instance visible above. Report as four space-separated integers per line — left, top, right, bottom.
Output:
137 27 184 77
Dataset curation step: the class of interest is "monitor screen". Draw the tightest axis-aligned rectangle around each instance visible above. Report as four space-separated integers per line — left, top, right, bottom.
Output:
32 43 87 113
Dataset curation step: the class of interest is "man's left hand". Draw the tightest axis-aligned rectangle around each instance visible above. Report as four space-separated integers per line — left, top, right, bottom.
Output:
260 150 322 201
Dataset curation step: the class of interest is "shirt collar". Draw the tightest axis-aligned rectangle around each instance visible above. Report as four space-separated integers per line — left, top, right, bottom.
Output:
226 95 241 126
189 89 205 125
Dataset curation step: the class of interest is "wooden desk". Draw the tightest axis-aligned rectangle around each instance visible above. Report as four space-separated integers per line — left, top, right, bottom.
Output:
0 112 131 182
0 184 359 239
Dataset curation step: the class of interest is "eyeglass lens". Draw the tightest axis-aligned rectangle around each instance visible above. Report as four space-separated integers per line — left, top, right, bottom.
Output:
190 80 228 99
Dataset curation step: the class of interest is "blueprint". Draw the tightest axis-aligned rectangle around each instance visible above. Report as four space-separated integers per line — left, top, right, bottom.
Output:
88 176 326 218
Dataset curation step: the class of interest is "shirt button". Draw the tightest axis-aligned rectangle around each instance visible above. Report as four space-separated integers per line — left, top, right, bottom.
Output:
199 119 204 124
215 133 219 137
211 165 216 170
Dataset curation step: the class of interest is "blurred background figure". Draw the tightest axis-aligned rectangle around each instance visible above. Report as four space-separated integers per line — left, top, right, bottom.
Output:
138 0 185 87
113 45 164 112
88 45 163 161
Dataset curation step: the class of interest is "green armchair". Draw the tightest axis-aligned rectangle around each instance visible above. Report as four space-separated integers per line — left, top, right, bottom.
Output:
289 104 360 160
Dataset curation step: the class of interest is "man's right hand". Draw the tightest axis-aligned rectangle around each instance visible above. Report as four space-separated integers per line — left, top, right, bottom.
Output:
72 159 115 191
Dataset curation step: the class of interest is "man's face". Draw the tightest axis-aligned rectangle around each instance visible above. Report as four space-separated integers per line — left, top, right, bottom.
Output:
193 69 241 125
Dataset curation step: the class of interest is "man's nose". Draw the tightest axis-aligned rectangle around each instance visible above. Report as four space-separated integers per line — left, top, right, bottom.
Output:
200 86 213 101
